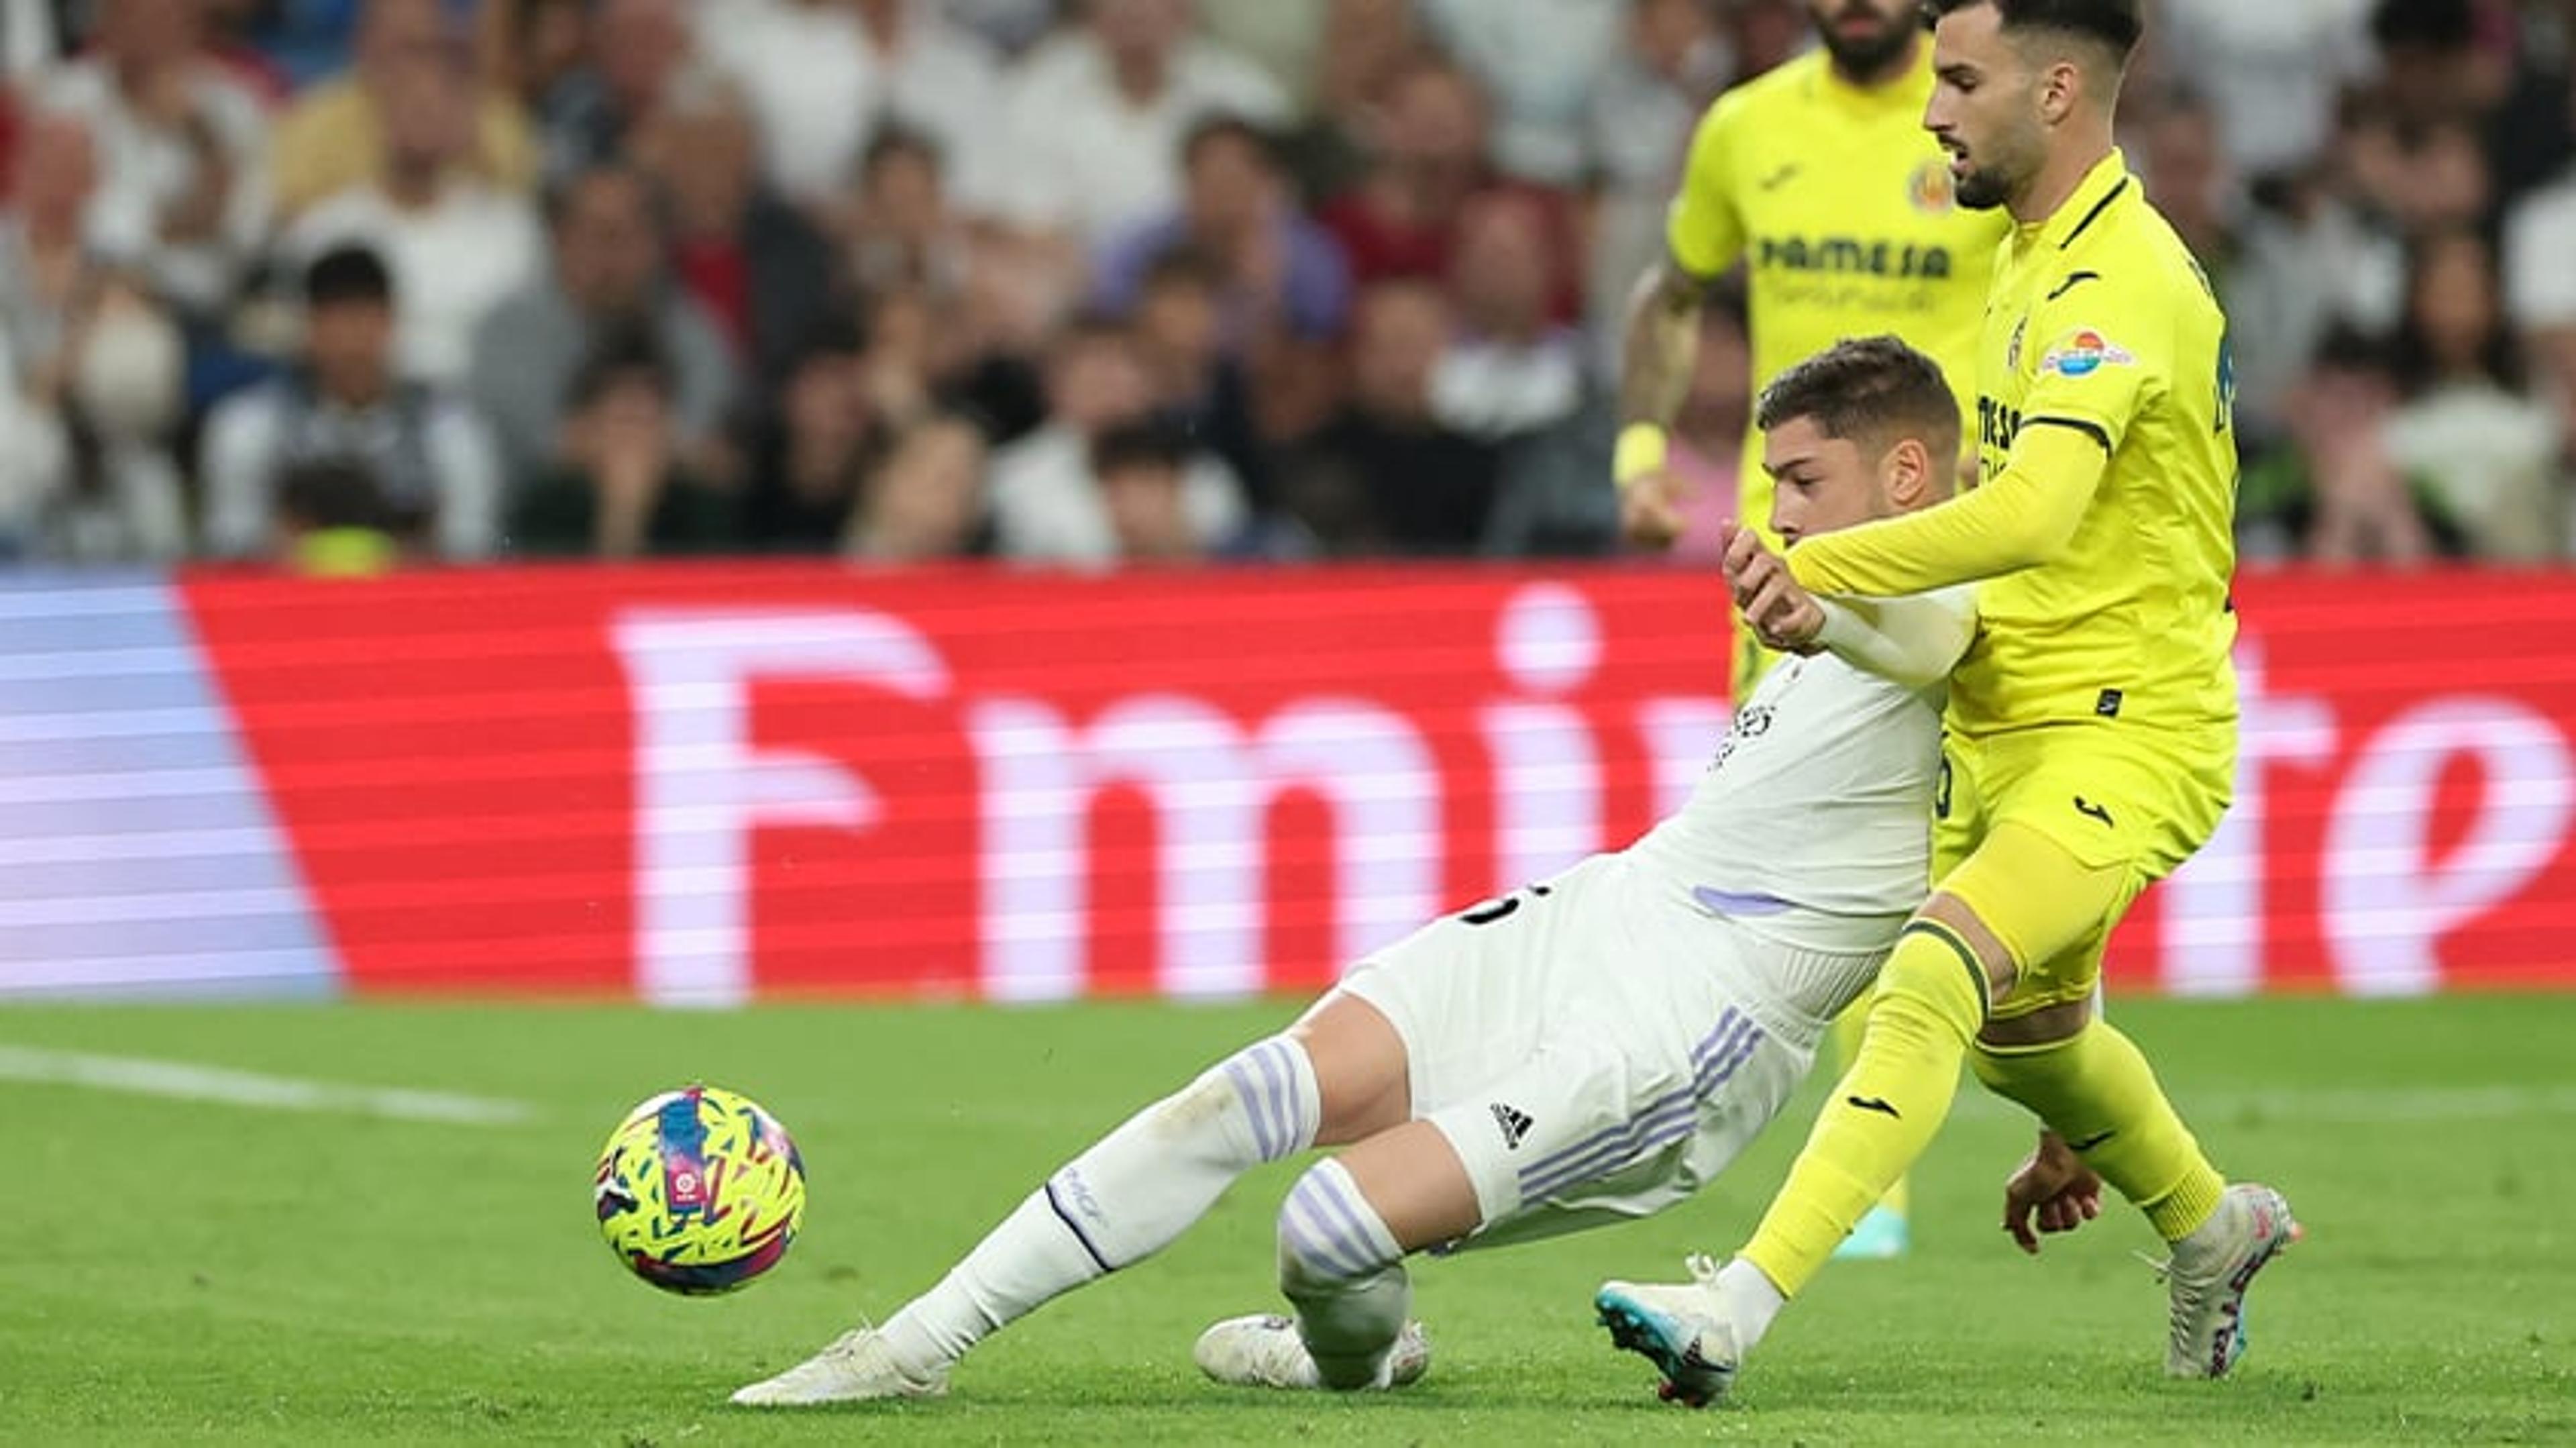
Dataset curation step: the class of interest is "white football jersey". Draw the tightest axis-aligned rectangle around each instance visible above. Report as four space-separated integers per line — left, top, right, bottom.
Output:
1626 588 1972 947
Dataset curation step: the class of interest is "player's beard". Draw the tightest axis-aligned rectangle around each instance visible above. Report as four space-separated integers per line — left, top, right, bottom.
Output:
1813 4 1915 78
1954 159 2015 210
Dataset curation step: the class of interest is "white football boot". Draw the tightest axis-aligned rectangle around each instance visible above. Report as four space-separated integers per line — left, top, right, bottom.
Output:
1193 1314 1432 1390
729 1327 949 1406
2155 1182 2302 1378
1594 1253 1746 1408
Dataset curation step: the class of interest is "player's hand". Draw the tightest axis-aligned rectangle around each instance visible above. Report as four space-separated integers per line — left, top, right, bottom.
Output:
1720 524 1823 650
1619 471 1686 550
2002 1130 2103 1256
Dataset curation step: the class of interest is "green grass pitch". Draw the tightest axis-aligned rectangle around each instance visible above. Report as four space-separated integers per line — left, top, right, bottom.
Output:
11 994 2575 1445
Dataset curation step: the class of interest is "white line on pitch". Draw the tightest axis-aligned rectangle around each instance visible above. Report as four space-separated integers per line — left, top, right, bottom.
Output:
0 1045 536 1125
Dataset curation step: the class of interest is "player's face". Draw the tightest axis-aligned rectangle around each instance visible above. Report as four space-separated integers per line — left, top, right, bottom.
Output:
1925 3 2045 210
1807 0 1919 79
1762 415 1904 545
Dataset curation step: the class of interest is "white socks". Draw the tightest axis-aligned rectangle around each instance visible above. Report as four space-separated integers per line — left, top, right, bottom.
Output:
879 1037 1322 1376
1714 1256 1788 1353
1277 1157 1411 1388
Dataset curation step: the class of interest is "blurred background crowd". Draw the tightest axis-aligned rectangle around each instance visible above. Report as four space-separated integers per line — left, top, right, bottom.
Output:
0 0 2571 570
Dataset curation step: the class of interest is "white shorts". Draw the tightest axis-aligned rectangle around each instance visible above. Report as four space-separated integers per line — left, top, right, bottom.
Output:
1334 853 1878 1249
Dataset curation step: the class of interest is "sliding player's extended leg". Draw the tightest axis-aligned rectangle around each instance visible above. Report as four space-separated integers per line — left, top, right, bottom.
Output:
731 992 1411 1406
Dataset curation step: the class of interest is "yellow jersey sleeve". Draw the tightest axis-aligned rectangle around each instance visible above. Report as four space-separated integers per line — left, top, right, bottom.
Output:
1666 96 1745 279
1784 424 2110 595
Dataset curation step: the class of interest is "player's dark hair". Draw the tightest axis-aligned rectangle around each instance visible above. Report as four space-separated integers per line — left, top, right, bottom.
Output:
1180 114 1280 174
1756 335 1962 468
1921 0 2143 64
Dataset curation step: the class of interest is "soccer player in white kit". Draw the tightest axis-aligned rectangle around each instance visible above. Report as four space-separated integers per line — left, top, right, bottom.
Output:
731 335 1978 1405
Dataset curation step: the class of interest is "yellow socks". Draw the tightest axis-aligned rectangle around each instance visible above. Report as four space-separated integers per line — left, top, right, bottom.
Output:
1829 998 1912 1223
1972 1020 2224 1242
1742 921 1986 1297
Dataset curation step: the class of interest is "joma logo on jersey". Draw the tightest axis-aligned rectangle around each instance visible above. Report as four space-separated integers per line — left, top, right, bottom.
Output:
1978 396 2023 452
1755 236 1954 279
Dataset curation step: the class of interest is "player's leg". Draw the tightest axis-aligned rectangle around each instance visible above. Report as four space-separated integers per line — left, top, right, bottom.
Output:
732 992 1406 1405
1196 1118 1476 1390
1971 975 2298 1378
1826 998 1911 1260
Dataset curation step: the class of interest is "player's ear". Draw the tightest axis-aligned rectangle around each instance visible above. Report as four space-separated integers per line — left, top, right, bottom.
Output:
2036 58 2082 125
1882 435 1933 510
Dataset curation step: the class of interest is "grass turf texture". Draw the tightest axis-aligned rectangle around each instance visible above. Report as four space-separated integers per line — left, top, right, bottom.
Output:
11 994 2575 1445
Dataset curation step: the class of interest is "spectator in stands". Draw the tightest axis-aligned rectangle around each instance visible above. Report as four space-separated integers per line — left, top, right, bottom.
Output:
470 162 739 492
2504 146 2576 458
1318 56 1489 289
281 46 545 388
989 311 1248 564
698 0 1009 219
1411 0 1623 187
1128 247 1269 503
1283 278 1497 555
1097 117 1350 350
742 317 876 552
526 0 696 189
997 0 1290 245
270 0 535 222
2381 226 2567 560
272 457 405 576
203 245 502 563
510 329 741 557
1585 0 1729 373
1276 0 1432 203
1432 189 1584 444
1092 416 1206 564
1198 0 1332 111
2239 323 2456 566
40 0 270 325
2148 0 2375 189
2136 91 2241 293
0 106 191 564
841 411 994 563
628 81 835 385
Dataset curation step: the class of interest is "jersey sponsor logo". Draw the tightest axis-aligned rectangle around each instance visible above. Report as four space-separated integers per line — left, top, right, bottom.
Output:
2040 329 2134 378
1978 395 2022 453
1908 156 1957 214
1489 1102 1535 1149
1754 235 1955 280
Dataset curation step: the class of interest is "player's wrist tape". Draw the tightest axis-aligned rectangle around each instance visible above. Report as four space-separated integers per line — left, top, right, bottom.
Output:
1614 422 1669 490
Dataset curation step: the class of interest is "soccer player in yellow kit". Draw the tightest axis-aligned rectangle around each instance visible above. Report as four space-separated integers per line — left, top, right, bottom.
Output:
1615 0 2010 1261
1597 0 2298 1406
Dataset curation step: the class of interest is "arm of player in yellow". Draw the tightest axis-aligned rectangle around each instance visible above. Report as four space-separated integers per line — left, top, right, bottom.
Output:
1665 97 1743 279
1784 423 2110 596
1813 585 1978 692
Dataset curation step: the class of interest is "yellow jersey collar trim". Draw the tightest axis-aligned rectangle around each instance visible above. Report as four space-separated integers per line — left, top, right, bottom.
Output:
2035 149 2134 252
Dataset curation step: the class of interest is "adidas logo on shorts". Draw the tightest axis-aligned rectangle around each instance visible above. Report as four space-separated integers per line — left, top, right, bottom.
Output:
1489 1102 1535 1149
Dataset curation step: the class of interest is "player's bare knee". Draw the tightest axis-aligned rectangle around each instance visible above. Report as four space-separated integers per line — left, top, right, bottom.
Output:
1976 998 2093 1052
1290 994 1412 1145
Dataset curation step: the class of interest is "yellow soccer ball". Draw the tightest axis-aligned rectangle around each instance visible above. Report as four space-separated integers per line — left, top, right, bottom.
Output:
593 1085 805 1295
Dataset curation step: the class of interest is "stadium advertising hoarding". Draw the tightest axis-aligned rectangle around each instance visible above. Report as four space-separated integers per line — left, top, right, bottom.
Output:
5 565 2571 1001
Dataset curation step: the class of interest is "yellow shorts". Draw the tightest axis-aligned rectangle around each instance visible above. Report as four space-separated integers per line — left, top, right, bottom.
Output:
1933 721 2234 1019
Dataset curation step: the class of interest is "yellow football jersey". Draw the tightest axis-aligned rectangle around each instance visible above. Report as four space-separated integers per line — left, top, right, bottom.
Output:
1667 48 2008 500
1793 150 2241 738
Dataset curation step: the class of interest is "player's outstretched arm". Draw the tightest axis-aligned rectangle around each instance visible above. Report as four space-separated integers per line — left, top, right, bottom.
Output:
1782 423 2110 597
1613 258 1717 548
1721 521 1974 690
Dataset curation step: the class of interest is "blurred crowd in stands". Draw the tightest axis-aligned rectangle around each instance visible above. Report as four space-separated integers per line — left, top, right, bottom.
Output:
0 0 2571 570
